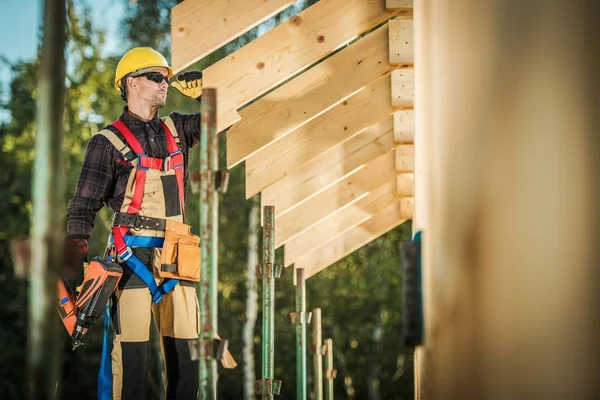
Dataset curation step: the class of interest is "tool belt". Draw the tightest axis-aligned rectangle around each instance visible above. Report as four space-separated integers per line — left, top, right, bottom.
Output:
159 220 201 282
112 212 167 231
112 213 201 283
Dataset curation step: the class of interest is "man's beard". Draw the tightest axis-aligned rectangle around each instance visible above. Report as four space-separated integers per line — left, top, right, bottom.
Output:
151 93 167 109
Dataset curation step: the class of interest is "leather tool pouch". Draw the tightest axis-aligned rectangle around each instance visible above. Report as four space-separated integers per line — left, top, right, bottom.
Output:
159 220 201 282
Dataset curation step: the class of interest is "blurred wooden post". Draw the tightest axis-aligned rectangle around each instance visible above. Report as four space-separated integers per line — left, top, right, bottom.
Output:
311 308 323 400
415 1 600 399
28 0 67 398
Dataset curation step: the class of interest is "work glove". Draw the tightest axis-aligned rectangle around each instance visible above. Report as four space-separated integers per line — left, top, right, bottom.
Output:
170 71 203 102
64 237 89 294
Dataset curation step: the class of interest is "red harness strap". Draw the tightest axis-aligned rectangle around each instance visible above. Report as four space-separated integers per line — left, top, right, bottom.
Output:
109 119 186 258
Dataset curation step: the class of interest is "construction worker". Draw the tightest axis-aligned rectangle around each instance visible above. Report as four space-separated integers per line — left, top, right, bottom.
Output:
66 47 207 400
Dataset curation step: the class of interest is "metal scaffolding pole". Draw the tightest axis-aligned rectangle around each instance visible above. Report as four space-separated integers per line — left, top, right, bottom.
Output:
293 268 309 400
311 308 323 400
28 0 67 398
198 88 218 399
256 206 281 399
324 339 336 400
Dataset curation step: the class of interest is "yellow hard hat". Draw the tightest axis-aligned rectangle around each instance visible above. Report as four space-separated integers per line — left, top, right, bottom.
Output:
114 47 173 90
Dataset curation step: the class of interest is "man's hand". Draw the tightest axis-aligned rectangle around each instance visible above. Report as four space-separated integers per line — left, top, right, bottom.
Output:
65 237 88 294
170 72 203 102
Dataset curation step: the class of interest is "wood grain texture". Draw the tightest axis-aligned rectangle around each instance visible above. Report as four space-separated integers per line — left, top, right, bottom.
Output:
226 24 393 168
171 0 296 73
245 74 394 198
295 200 409 278
284 178 400 266
274 149 397 247
261 117 396 217
389 18 414 65
202 0 398 133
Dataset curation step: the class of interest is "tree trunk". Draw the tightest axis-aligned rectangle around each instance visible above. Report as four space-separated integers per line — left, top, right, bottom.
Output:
243 196 260 400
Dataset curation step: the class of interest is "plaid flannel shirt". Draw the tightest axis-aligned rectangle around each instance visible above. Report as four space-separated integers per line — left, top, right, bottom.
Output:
66 107 201 245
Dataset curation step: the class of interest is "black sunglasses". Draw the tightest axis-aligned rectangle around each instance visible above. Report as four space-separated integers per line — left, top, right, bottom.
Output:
135 71 169 84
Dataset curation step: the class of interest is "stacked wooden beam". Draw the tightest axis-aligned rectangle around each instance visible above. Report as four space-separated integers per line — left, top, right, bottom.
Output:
172 0 415 278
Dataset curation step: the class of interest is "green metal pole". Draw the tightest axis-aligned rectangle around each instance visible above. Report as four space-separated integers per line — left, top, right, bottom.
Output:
28 0 66 398
295 268 308 400
324 339 335 400
257 206 281 399
198 88 218 399
312 308 323 400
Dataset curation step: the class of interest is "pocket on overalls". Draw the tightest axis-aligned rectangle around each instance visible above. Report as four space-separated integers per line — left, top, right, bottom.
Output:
177 236 201 280
159 220 201 282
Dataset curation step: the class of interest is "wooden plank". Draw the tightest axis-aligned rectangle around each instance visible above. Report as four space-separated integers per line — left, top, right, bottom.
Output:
226 24 393 168
389 18 414 65
391 68 415 108
245 74 394 198
394 110 415 142
395 143 414 172
202 0 399 134
398 196 414 219
396 172 414 198
295 201 408 279
386 0 413 9
284 178 399 266
274 149 397 247
171 0 296 73
261 117 395 216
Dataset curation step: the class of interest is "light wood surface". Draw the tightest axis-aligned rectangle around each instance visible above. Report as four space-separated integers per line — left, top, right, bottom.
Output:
202 0 398 133
171 0 296 73
295 200 409 278
386 0 413 9
245 74 394 198
261 117 396 217
389 18 414 65
226 24 393 168
284 178 401 266
274 149 397 247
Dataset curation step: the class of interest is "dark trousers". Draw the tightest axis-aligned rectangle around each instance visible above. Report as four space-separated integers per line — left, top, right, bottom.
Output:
110 285 200 399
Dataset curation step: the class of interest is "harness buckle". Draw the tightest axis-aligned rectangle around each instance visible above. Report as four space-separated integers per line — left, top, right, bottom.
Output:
165 151 183 171
117 247 133 263
137 154 150 171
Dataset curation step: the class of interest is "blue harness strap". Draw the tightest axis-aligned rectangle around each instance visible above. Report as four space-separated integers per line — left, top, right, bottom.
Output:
114 234 179 304
98 304 112 400
98 234 180 399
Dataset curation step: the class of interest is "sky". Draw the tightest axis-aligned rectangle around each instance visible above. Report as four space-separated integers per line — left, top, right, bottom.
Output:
0 0 124 64
0 0 125 121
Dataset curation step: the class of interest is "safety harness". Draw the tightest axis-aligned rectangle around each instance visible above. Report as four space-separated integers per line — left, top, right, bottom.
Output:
107 119 185 303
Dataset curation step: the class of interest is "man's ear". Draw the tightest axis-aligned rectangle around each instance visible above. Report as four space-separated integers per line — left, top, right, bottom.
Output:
127 76 136 90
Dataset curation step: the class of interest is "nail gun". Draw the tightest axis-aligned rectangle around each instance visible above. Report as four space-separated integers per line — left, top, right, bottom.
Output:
57 257 122 350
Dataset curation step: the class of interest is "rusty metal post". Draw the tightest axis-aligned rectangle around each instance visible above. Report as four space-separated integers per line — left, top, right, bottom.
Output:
27 0 67 398
294 268 308 400
198 88 218 399
324 339 336 400
311 308 323 400
256 206 282 399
